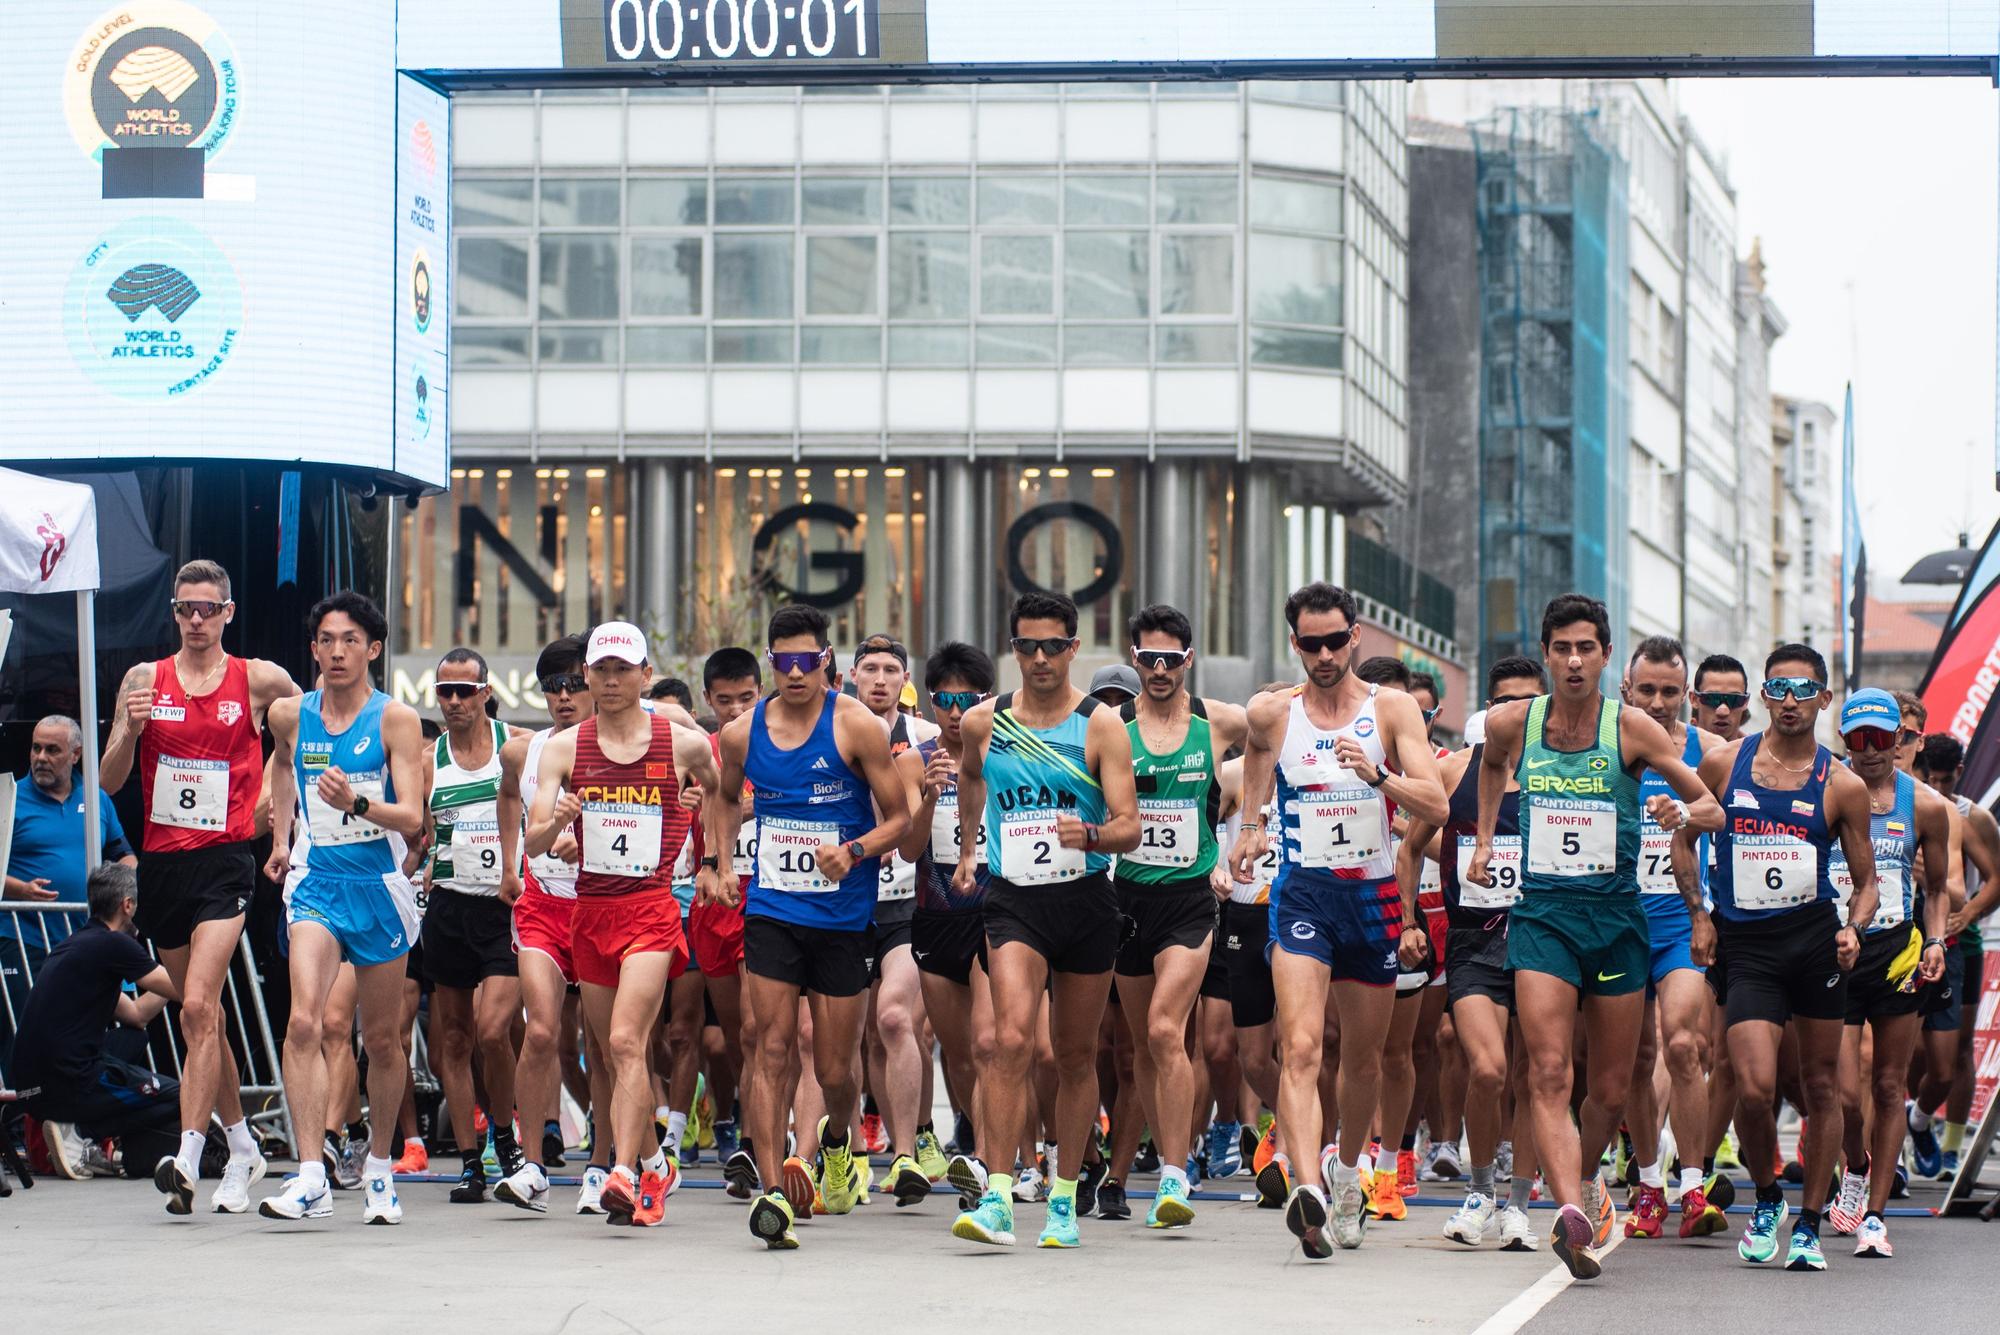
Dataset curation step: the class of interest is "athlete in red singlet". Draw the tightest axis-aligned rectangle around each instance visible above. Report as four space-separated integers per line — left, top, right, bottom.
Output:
99 559 299 1216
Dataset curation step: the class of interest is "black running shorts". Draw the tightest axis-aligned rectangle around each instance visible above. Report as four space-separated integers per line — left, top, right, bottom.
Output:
983 874 1118 976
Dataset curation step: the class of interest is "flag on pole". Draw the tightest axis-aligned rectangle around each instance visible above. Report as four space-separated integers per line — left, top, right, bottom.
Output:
1840 384 1866 691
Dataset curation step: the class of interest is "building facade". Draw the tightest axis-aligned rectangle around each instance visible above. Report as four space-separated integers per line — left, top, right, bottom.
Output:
1774 394 1840 651
1733 246 1786 660
408 82 1448 720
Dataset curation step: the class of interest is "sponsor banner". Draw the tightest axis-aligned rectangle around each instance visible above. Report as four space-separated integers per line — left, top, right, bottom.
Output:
1973 944 2000 1127
0 468 101 595
1918 519 2000 797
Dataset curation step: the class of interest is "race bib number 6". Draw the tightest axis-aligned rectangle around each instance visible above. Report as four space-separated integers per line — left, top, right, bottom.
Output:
1731 834 1816 911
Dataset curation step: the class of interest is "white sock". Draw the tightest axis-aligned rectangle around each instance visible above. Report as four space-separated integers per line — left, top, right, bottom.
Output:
1680 1166 1703 1194
1906 1101 1928 1134
365 1155 394 1180
1160 1163 1188 1189
641 1147 668 1175
299 1159 328 1189
1639 1160 1664 1189
1375 1145 1398 1175
177 1129 206 1176
1328 1158 1360 1187
223 1119 258 1161
667 1110 689 1148
612 1163 637 1183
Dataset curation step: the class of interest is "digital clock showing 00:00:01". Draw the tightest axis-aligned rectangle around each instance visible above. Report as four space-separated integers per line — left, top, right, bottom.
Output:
604 0 878 62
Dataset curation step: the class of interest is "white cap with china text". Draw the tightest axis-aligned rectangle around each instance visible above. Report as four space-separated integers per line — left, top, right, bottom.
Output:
586 621 648 665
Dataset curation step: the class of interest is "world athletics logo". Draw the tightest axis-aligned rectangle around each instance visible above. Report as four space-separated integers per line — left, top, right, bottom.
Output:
65 1 239 199
66 217 242 399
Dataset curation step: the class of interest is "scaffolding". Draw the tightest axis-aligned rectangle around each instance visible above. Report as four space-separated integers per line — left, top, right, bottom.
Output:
1471 107 1629 678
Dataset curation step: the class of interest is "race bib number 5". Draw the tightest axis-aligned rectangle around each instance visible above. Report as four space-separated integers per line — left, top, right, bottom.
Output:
1528 801 1615 878
998 810 1085 885
151 755 228 832
580 801 663 878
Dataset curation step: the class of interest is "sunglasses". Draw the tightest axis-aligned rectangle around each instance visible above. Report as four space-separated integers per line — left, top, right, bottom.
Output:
1010 636 1076 659
1843 729 1898 753
931 691 984 713
171 599 229 620
1294 628 1355 655
1133 648 1192 671
1761 677 1827 702
1422 705 1441 723
1487 692 1540 707
1695 691 1749 710
539 673 588 696
1898 729 1922 748
435 682 485 701
767 648 828 675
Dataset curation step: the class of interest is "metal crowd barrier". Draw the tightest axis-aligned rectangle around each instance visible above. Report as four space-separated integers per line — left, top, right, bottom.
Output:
1 902 297 1158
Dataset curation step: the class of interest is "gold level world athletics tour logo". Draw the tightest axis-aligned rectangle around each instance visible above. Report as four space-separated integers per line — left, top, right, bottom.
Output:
67 2 239 199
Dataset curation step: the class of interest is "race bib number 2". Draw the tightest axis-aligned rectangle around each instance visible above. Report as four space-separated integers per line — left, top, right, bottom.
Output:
998 810 1085 885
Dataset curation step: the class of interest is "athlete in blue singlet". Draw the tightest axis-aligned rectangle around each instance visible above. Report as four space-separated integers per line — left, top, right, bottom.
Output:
257 592 428 1226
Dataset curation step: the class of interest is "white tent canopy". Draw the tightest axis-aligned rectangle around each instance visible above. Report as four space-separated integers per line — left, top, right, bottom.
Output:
0 467 105 877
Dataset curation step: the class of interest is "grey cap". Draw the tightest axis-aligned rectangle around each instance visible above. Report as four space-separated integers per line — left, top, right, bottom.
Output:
1088 664 1142 700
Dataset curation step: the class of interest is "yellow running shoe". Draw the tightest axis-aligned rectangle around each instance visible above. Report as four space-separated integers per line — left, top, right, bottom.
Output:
749 1190 799 1249
1368 1164 1407 1221
914 1128 951 1183
818 1117 862 1215
888 1155 931 1207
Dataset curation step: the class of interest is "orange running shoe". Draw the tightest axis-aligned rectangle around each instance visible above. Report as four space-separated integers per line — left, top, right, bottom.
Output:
632 1167 672 1226
600 1167 638 1225
1624 1183 1666 1238
1585 1172 1616 1248
1397 1149 1418 1198
1677 1184 1727 1238
860 1113 888 1156
392 1138 429 1175
1253 1122 1281 1177
781 1156 818 1220
1368 1163 1407 1221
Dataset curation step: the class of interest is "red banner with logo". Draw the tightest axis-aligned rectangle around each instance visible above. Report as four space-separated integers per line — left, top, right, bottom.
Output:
1973 947 2000 1126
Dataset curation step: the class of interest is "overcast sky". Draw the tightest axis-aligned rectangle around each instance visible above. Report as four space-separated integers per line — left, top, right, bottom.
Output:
1675 76 1999 586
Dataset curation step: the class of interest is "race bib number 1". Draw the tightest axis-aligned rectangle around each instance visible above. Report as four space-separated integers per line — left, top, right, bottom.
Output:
150 755 228 831
1294 787 1387 869
998 810 1085 886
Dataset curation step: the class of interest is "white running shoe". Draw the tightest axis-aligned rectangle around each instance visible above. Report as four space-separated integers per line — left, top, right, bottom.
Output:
498 1163 550 1213
1854 1214 1892 1258
1424 1140 1463 1182
1330 1172 1368 1249
211 1154 268 1214
258 1175 333 1220
363 1172 403 1225
1443 1190 1497 1246
576 1165 609 1214
42 1121 89 1181
1012 1165 1046 1203
1499 1203 1539 1251
1827 1171 1867 1236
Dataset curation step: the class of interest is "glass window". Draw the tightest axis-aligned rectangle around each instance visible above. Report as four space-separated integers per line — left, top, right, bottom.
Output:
1159 325 1238 363
889 326 970 365
454 177 533 226
1252 80 1343 105
1251 326 1342 370
714 326 794 363
996 466 1140 651
889 233 970 319
1064 325 1149 365
538 327 618 363
714 234 794 318
976 324 1056 365
452 326 530 366
456 236 530 317
1249 233 1340 325
803 178 883 224
980 235 1054 316
1064 231 1149 319
1065 175 1148 225
1251 176 1344 233
1156 175 1237 225
714 177 796 225
890 177 970 225
540 178 620 227
630 237 704 317
978 175 1058 225
626 326 707 364
538 236 620 320
1161 234 1233 316
806 236 878 316
629 178 709 226
803 326 882 363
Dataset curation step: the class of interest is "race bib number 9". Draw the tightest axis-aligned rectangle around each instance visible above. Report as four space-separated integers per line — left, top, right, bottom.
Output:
450 819 504 887
1730 834 1816 911
580 801 663 878
1294 786 1387 869
1456 835 1523 910
305 774 387 846
758 817 839 893
1527 802 1616 878
1127 799 1200 869
998 810 1085 886
150 755 229 832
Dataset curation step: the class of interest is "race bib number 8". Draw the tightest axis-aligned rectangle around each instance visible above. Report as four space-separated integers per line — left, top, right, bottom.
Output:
581 801 663 878
151 755 228 832
758 817 839 893
306 774 387 846
998 810 1085 886
1527 802 1616 878
1456 835 1523 910
1731 834 1816 911
1294 787 1387 869
1128 799 1200 869
930 793 987 867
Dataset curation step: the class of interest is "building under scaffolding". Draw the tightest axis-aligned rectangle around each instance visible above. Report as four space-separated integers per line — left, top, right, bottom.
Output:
1471 107 1629 675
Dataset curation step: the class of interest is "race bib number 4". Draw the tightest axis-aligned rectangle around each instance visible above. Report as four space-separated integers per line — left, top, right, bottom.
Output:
450 819 504 887
998 810 1085 886
305 774 387 846
1127 799 1200 869
580 801 663 878
1731 834 1816 911
1294 787 1387 869
1456 836 1523 910
151 755 228 832
758 817 840 893
1527 801 1616 878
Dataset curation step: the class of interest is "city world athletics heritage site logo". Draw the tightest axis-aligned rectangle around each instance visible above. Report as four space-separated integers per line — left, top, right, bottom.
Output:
66 1 239 199
66 217 242 399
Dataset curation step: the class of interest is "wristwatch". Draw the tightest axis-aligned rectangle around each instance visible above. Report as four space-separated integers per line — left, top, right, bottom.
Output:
845 840 865 861
700 855 720 871
350 794 371 818
1925 936 1946 950
1364 768 1386 789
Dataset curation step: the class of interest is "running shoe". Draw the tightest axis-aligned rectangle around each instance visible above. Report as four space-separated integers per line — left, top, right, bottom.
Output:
1320 1145 1342 1196
1677 1183 1727 1238
482 1132 501 1184
780 1155 818 1220
1184 1151 1204 1188
1702 1170 1736 1213
1368 1163 1408 1221
1827 1170 1867 1235
693 1085 714 1150
541 1122 566 1170
951 1188 1017 1246
1854 1214 1892 1257
1097 1177 1132 1220
1252 1121 1282 1176
1612 1127 1635 1189
1785 1225 1826 1271
1714 1132 1742 1173
713 1118 740 1163
1330 1172 1368 1249
1442 1190 1496 1246
1133 1139 1161 1175
915 1128 950 1182
1422 1140 1463 1182
1938 1149 1960 1181
1038 1194 1082 1248
576 1165 609 1214
1254 1155 1291 1210
41 1121 87 1181
363 1171 402 1225
449 1157 487 1204
860 1112 888 1156
600 1167 639 1225
1494 1139 1514 1182
1889 1163 1910 1199
1624 1183 1667 1239
632 1166 673 1226
946 1153 988 1210
393 1138 429 1175
153 1155 195 1215
83 1141 122 1178
1906 1102 1941 1179
1241 1121 1261 1166
722 1149 759 1200
339 1136 367 1191
1148 1175 1195 1229
678 1138 700 1169
1499 1203 1538 1251
258 1175 333 1220
1551 1203 1601 1279
1076 1157 1105 1217
1738 1196 1790 1264
1285 1184 1333 1260
211 1153 267 1214
1208 1120 1243 1179
322 1137 354 1191
888 1155 930 1207
1013 1164 1046 1203
496 1162 551 1213
1397 1148 1419 1198
1582 1172 1616 1247
820 1133 861 1215
750 1190 800 1249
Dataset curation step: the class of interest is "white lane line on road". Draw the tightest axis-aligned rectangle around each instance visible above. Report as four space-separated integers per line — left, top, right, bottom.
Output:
1467 1231 1626 1335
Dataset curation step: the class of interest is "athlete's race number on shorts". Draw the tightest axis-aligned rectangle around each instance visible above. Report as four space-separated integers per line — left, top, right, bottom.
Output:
998 811 1085 885
150 755 228 832
758 816 840 893
581 801 664 877
1456 836 1523 910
